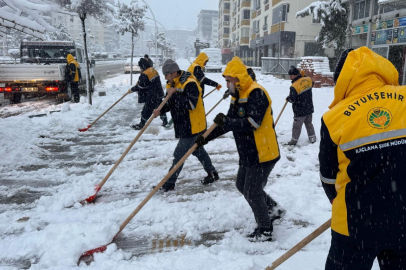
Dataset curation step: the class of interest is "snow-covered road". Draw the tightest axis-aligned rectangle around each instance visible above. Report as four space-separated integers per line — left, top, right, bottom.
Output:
0 59 380 270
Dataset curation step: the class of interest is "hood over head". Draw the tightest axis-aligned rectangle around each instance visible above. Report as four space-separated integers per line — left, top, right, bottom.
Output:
138 58 151 70
222 56 254 92
329 46 399 109
194 52 209 68
66 54 75 63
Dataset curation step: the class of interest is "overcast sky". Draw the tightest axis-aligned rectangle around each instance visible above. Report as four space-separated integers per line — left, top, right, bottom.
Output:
121 0 219 30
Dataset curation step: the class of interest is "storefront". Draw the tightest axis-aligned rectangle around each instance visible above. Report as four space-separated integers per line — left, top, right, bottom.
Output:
369 16 406 85
250 31 295 67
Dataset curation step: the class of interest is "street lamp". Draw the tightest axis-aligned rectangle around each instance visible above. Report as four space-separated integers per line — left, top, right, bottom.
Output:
140 0 158 66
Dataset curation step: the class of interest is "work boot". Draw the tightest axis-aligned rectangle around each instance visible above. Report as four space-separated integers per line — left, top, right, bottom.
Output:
161 117 168 127
131 123 145 130
309 136 317 144
201 170 219 185
284 139 297 146
155 182 175 192
247 225 274 242
269 205 286 224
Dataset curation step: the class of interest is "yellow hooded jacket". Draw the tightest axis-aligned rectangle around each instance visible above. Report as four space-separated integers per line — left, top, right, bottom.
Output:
221 57 279 166
187 52 208 77
320 47 406 246
164 71 206 137
66 54 80 82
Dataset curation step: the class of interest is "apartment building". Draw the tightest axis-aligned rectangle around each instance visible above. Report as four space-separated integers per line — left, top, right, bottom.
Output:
197 10 219 44
212 17 219 47
342 0 406 84
250 0 327 66
218 0 232 63
218 0 333 66
50 13 119 52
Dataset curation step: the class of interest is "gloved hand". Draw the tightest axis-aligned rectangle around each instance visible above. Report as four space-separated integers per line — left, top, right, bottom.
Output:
216 84 222 90
223 89 230 99
214 113 227 127
195 134 207 148
128 89 132 94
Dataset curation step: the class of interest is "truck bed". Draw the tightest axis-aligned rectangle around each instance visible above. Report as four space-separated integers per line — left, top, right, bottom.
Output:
0 64 65 82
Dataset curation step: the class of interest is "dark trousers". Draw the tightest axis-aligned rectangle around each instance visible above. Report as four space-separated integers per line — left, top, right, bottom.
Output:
140 99 167 124
292 114 316 141
235 162 277 229
325 232 406 270
71 82 79 103
165 135 215 185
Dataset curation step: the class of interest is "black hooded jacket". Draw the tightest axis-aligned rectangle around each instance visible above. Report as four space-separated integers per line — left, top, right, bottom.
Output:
131 58 164 103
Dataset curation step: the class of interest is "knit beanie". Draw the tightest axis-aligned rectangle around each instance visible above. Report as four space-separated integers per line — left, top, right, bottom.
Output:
162 59 180 75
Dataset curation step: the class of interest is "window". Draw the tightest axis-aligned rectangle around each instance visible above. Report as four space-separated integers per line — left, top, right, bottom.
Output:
272 4 288 25
224 3 230 10
224 27 230 34
243 9 250 19
224 15 230 21
353 0 370 20
264 15 268 26
256 0 261 10
373 0 397 15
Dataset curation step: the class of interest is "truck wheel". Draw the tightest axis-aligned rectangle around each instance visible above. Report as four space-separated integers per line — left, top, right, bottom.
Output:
10 93 22 104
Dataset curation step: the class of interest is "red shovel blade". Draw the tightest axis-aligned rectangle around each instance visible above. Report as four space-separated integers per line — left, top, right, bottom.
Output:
81 184 101 204
78 125 91 132
81 244 108 257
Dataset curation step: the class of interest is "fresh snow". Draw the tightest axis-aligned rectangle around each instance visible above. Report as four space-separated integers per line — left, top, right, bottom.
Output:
0 58 380 269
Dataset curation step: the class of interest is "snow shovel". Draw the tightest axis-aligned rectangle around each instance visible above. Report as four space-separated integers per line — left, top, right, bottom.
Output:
78 91 130 132
274 100 288 126
205 89 230 117
80 94 171 203
203 87 217 98
265 218 331 270
79 123 218 260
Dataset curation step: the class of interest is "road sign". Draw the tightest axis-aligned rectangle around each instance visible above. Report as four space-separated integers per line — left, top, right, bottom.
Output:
194 42 210 49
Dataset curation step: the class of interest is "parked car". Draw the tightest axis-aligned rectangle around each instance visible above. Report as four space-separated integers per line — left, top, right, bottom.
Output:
124 57 141 74
201 48 222 73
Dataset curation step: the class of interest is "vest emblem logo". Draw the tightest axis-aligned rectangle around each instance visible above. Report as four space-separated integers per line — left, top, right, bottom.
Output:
367 107 392 129
238 107 245 117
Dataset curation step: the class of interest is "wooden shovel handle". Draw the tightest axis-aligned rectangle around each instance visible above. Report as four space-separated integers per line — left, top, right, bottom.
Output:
89 91 130 127
265 219 331 270
274 100 288 126
203 87 217 98
97 95 171 189
118 123 218 234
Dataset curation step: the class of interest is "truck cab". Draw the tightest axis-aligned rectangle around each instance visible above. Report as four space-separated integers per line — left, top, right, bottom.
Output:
0 41 95 103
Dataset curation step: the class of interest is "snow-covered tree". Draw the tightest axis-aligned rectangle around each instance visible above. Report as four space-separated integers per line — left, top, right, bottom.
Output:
57 0 115 105
47 21 72 41
296 0 348 54
115 0 146 84
150 32 177 61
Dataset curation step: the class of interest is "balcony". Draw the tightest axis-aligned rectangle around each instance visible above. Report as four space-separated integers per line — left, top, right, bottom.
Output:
241 19 250 26
270 23 285 33
241 0 251 8
251 33 256 40
224 21 230 25
240 37 249 45
232 26 236 32
272 0 282 6
262 24 268 31
223 33 230 38
224 9 230 14
251 10 257 19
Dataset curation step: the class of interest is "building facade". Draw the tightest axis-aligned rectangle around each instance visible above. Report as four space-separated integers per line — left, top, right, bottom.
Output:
197 10 219 44
343 0 406 84
51 13 119 52
218 0 232 63
218 0 332 67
